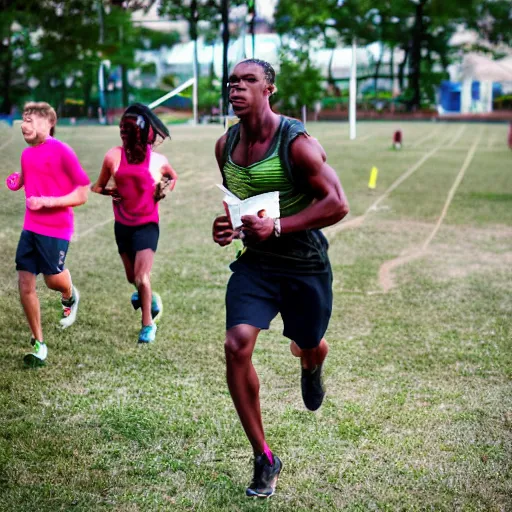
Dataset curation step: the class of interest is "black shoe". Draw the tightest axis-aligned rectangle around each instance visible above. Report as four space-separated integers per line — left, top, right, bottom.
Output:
301 363 325 411
246 453 282 498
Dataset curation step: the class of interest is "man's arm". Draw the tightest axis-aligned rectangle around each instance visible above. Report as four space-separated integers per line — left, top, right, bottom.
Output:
240 135 349 241
213 134 238 246
281 135 349 232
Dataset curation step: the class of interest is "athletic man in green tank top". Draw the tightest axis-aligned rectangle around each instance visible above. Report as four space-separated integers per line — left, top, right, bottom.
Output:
212 59 349 498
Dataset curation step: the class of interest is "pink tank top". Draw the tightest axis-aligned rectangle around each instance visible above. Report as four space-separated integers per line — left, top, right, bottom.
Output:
113 145 159 226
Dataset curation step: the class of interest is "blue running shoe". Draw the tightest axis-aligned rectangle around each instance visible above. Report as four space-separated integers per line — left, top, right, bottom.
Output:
138 323 157 344
131 292 162 322
151 292 163 323
131 291 141 310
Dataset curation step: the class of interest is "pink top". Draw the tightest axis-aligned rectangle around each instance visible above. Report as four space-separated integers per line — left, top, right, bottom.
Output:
113 146 159 226
21 136 90 240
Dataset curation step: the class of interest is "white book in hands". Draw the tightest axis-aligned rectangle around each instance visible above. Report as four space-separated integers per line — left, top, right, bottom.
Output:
217 184 280 229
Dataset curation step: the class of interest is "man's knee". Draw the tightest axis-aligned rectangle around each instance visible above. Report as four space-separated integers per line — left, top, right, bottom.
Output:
134 272 150 288
225 328 256 363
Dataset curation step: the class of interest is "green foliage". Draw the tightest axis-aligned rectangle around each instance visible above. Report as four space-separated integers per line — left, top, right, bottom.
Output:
197 76 220 112
471 0 512 46
276 47 323 116
0 1 179 114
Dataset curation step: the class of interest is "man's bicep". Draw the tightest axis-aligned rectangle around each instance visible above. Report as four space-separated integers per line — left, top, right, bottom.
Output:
215 134 228 171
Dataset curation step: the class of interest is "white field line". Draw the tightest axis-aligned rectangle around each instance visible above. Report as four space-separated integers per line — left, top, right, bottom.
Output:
378 131 482 292
411 126 439 148
325 142 444 238
447 125 467 147
73 216 114 241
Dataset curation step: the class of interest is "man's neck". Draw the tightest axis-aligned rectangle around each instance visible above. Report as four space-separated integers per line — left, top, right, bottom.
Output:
239 108 280 143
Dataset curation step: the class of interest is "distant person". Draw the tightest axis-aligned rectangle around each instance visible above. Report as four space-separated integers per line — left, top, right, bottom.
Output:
212 59 349 498
91 104 177 343
6 102 90 367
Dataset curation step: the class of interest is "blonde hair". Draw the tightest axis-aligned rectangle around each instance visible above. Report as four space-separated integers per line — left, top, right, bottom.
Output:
23 102 57 135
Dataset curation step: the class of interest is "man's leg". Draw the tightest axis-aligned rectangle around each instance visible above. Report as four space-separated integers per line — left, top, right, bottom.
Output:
281 269 333 412
290 338 329 370
225 323 282 498
18 270 42 341
225 324 265 454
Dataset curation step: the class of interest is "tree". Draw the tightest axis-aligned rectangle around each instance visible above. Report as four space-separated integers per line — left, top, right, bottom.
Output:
158 0 245 118
470 0 512 47
274 45 323 119
0 0 178 115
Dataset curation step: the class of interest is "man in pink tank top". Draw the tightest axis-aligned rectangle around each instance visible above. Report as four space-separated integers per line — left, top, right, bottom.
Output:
7 102 90 367
91 104 177 344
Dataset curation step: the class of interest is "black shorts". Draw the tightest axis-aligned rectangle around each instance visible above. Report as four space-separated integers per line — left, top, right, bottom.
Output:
226 263 333 350
114 221 159 257
15 230 69 275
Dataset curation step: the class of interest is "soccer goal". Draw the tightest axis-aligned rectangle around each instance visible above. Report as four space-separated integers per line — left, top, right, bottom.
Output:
148 77 197 125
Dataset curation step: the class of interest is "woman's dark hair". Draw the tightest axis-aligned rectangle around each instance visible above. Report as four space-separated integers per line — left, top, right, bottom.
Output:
120 103 170 164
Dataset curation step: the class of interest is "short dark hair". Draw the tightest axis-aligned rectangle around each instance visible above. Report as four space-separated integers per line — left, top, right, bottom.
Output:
240 59 275 85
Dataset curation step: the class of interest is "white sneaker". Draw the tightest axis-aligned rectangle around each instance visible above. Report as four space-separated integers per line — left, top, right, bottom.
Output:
60 286 80 329
23 339 47 367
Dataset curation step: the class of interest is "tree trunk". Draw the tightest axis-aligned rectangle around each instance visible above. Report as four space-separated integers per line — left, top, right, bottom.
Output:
398 47 408 92
0 24 13 114
374 43 384 97
221 0 229 117
121 65 129 107
408 0 426 111
328 47 335 85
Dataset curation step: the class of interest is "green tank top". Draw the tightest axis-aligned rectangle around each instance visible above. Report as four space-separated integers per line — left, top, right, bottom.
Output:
221 116 330 274
222 117 312 217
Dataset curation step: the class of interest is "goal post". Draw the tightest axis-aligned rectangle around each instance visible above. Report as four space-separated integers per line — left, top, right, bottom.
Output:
148 77 197 124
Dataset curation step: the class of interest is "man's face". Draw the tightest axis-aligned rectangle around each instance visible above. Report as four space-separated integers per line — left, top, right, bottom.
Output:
21 113 52 145
228 62 270 115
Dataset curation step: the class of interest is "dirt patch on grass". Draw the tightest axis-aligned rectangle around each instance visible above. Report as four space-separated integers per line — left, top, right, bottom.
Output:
377 221 512 291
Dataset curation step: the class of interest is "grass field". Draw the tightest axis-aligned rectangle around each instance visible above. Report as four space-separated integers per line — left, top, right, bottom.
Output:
0 121 511 511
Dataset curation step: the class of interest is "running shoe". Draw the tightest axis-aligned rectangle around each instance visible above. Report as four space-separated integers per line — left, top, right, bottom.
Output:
23 338 47 367
138 323 157 344
60 286 80 329
301 363 325 411
131 291 162 322
246 453 282 498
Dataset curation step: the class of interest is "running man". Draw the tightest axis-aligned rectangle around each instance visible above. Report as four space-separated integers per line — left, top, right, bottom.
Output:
7 102 90 367
212 59 349 497
91 103 177 344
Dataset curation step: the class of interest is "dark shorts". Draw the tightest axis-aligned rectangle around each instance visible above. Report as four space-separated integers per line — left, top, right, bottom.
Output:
114 221 159 257
15 230 69 275
226 263 333 350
